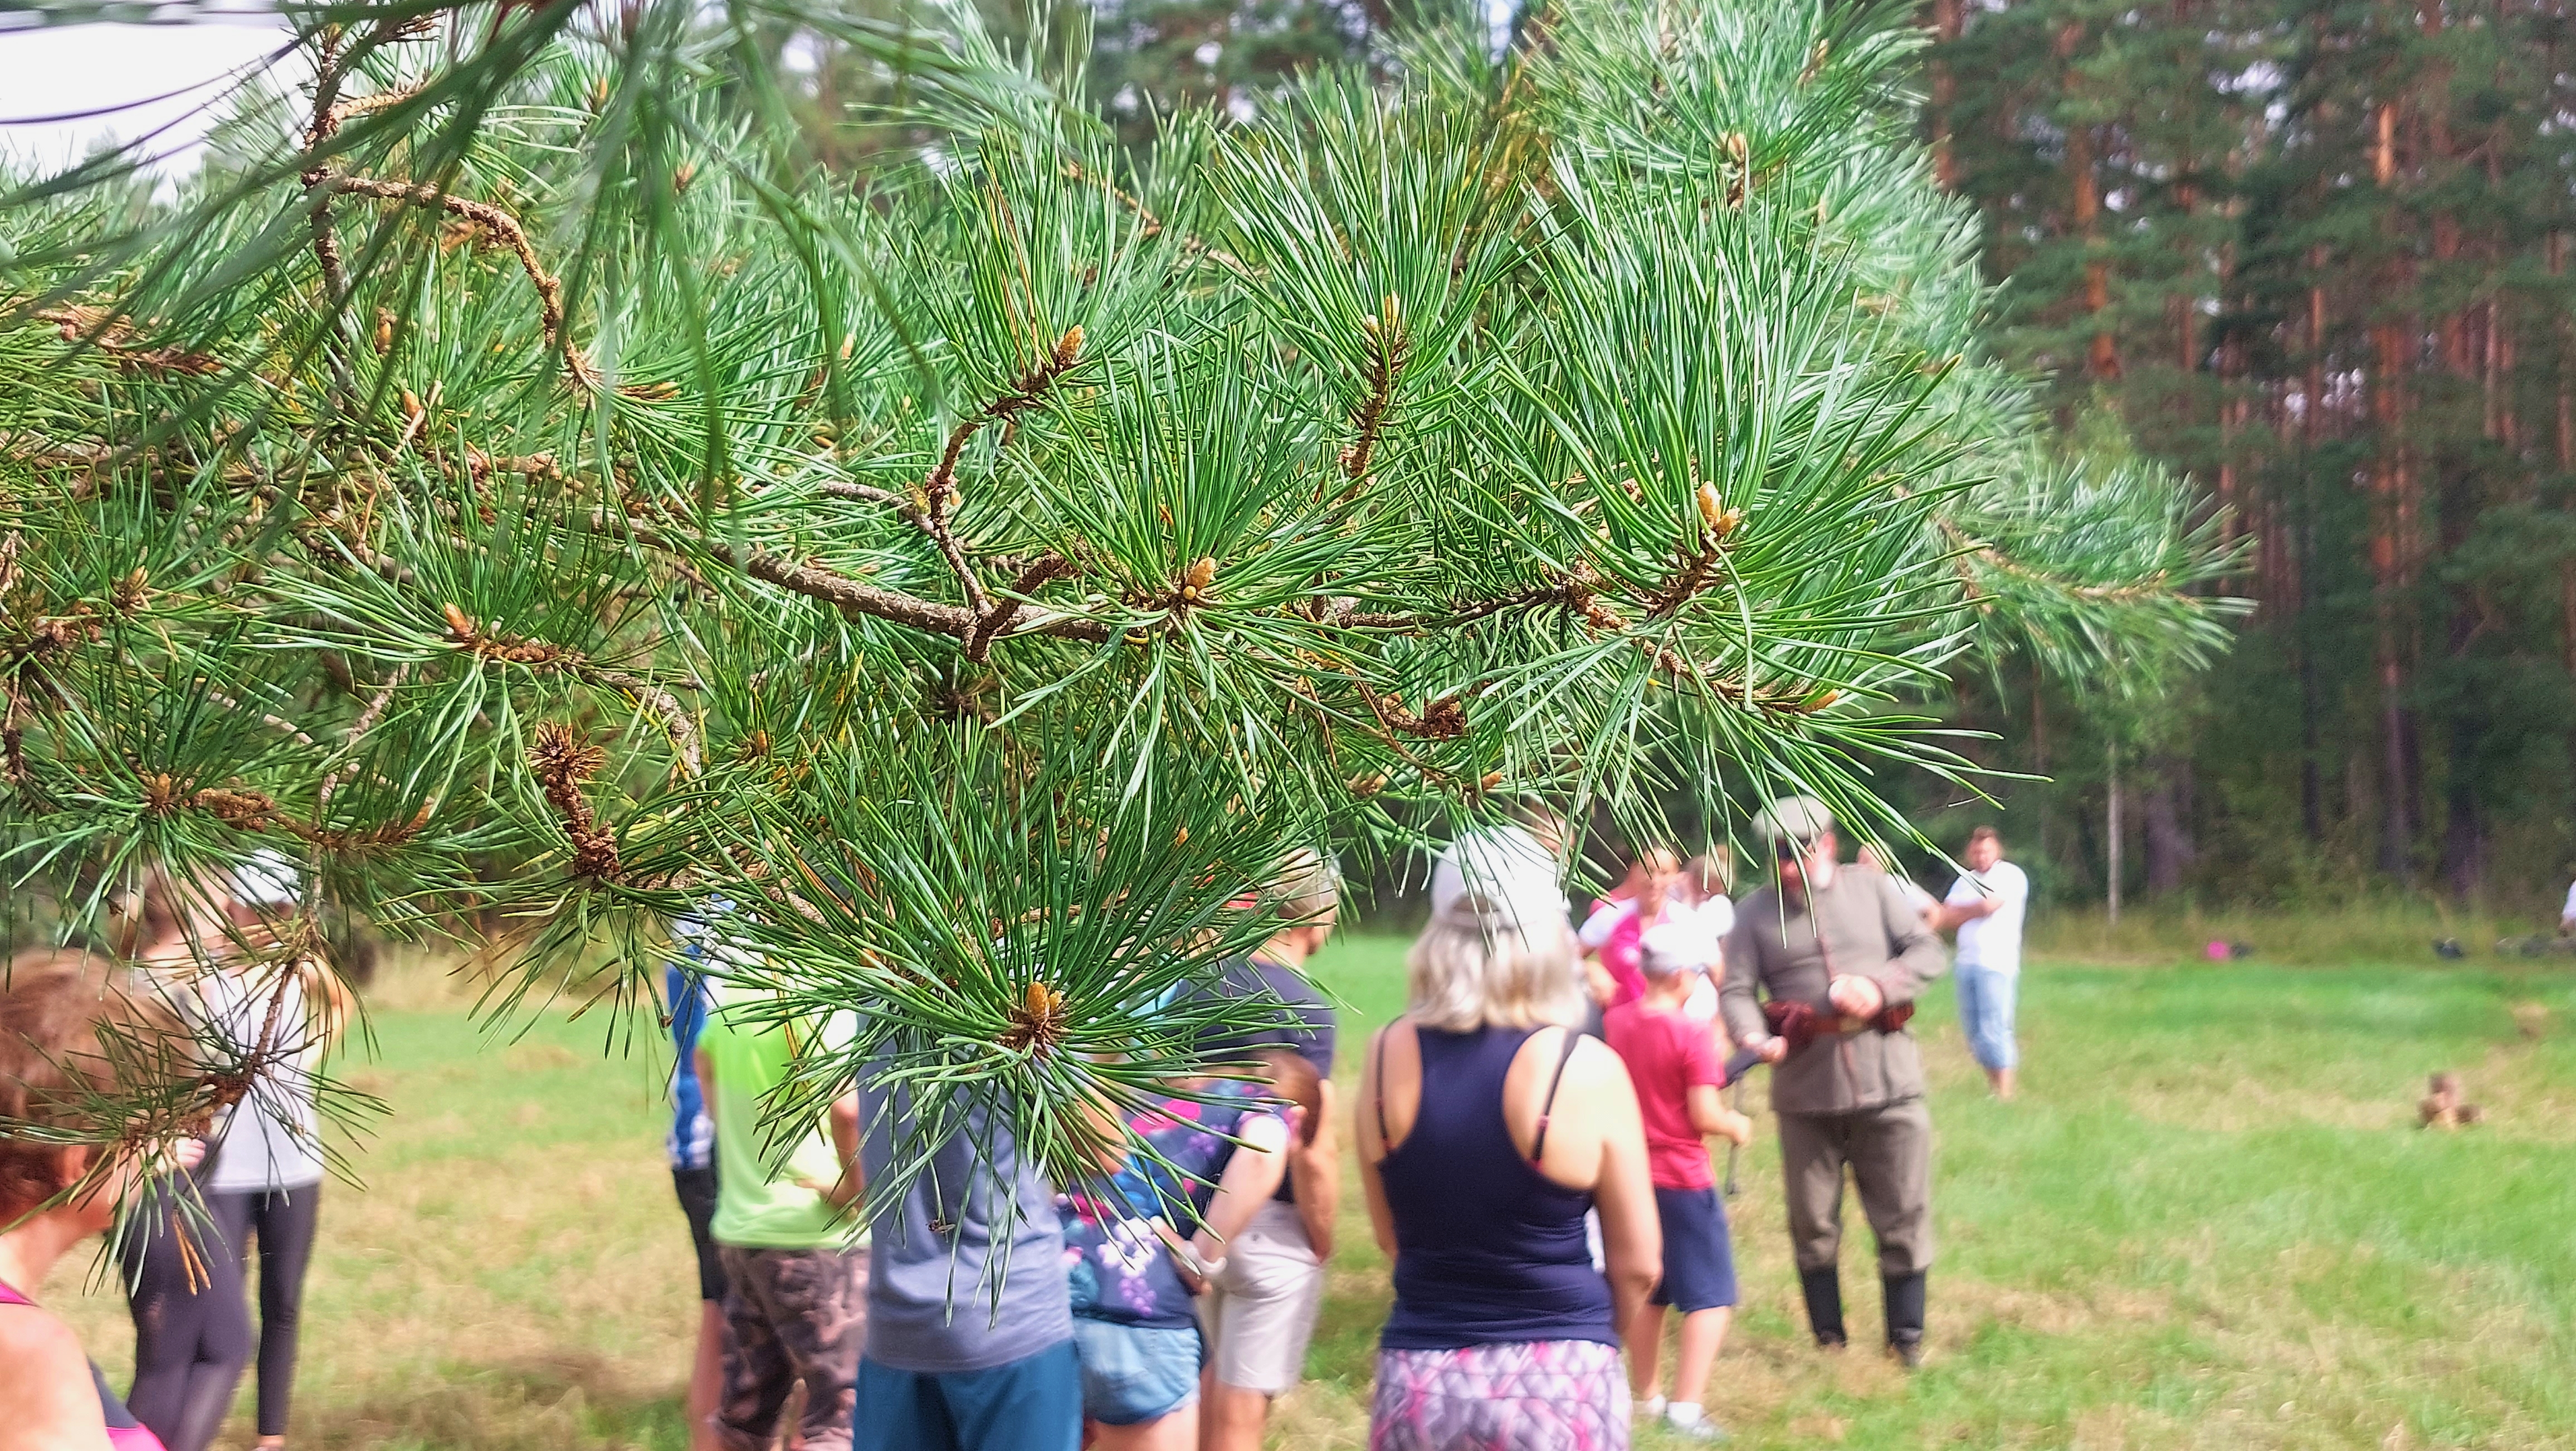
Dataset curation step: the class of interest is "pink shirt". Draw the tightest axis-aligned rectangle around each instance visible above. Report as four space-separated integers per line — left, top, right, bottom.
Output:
1582 898 1651 1008
1601 1001 1728 1191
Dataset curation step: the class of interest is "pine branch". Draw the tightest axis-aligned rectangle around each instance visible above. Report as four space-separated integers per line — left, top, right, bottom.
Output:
1642 483 1745 619
1339 295 1407 483
526 721 618 879
318 664 407 810
964 552 1079 664
920 325 1086 624
316 176 598 390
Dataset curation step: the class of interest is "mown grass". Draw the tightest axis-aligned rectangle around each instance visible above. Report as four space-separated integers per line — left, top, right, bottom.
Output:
43 936 2576 1449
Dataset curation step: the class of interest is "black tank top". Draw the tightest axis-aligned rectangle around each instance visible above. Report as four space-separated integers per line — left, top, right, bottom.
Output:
1374 1024 1617 1350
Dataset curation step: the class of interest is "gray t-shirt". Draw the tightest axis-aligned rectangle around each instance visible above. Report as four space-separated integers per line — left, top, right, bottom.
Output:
856 1072 1072 1374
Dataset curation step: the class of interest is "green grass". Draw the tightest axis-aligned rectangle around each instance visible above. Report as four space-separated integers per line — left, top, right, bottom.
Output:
45 937 2576 1449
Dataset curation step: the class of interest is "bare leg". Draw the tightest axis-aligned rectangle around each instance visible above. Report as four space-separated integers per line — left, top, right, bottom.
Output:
1989 1067 2017 1101
1200 1380 1270 1451
1668 1307 1732 1409
687 1299 724 1451
1621 1301 1667 1400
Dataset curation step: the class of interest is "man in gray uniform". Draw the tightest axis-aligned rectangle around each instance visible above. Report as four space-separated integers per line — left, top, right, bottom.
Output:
1721 797 1946 1366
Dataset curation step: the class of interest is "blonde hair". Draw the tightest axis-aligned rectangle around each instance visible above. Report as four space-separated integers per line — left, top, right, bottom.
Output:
1262 848 1340 930
1404 899 1583 1032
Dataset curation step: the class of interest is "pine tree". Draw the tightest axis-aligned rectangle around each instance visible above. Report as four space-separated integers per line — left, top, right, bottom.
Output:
0 0 2229 1200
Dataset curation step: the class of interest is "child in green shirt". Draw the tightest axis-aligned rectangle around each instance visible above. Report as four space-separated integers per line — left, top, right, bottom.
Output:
695 985 864 1451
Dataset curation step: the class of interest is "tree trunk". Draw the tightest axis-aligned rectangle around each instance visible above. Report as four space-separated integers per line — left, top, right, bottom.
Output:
2369 100 2415 881
2062 23 2119 382
2144 754 2195 894
2297 256 2327 843
2106 739 2123 923
1930 0 1962 189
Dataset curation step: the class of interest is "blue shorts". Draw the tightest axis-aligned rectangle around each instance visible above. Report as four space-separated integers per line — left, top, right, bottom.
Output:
1071 1317 1202 1426
1649 1185 1739 1313
853 1340 1081 1451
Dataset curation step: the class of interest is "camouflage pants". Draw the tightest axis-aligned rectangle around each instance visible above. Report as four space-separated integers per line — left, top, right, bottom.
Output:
715 1245 867 1451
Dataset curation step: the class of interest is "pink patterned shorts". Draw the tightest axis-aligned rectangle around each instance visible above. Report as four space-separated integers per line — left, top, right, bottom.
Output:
1369 1340 1629 1451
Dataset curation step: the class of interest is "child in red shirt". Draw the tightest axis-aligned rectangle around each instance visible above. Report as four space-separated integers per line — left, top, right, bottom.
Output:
1602 920 1754 1441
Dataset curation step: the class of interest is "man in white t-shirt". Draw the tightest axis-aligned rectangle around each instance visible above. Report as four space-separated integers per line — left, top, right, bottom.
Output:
2559 872 2576 936
1935 826 2029 1100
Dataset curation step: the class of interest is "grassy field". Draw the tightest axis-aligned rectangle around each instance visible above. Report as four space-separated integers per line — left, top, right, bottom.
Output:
44 934 2576 1449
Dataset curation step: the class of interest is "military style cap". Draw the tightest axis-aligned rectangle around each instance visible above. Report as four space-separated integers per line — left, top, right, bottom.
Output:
1757 796 1835 850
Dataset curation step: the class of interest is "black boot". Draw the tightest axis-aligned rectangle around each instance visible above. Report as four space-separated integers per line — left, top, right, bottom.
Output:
1799 1267 1847 1348
1884 1271 1927 1367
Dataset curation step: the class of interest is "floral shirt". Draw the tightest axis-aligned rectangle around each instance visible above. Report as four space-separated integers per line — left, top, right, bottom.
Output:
1059 1079 1281 1328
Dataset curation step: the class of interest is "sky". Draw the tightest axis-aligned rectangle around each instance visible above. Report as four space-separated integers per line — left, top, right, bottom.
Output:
0 16 304 179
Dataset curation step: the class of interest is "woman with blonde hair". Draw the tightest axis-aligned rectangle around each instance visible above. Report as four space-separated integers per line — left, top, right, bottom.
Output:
116 856 352 1451
1358 892 1658 1450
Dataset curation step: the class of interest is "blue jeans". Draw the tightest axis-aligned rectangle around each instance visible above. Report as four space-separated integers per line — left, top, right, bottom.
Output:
852 1340 1080 1451
1954 965 2018 1071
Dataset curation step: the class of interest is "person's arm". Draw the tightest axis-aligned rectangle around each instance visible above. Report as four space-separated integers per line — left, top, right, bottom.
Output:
1189 1113 1291 1266
1719 910 1781 1060
1681 1027 1750 1145
1355 1026 1399 1260
0 1309 116 1451
816 1090 865 1210
1684 1082 1754 1147
1833 876 1946 1017
1292 1078 1339 1260
1579 1042 1662 1333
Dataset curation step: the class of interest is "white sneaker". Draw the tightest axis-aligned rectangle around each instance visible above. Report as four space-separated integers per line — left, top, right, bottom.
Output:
1634 1394 1667 1421
1666 1404 1730 1441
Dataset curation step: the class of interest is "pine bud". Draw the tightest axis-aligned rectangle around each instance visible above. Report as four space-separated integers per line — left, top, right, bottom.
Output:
1695 481 1724 528
1053 325 1084 371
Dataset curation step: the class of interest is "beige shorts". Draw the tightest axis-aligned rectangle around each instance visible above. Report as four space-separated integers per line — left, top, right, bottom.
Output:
1201 1199 1325 1395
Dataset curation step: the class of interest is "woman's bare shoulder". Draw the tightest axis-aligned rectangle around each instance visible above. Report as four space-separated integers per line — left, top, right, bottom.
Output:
0 1303 108 1435
1559 1030 1641 1107
0 1303 87 1368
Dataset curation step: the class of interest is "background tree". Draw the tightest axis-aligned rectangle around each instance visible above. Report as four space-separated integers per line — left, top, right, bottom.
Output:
1921 0 2576 904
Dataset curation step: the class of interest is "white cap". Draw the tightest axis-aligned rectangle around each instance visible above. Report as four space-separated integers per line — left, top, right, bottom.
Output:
1638 918 1718 979
229 848 301 908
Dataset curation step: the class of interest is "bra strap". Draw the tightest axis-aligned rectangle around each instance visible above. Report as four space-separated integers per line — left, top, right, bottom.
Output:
1371 1025 1393 1153
1529 1026 1578 1163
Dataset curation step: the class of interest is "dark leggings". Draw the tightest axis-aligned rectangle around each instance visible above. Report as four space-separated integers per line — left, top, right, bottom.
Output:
209 1185 324 1439
123 1172 253 1451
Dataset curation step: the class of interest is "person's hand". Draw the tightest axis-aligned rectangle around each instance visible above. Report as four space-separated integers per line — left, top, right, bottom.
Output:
1716 1108 1755 1148
1754 1034 1788 1064
171 1137 207 1173
798 1170 864 1211
1827 975 1884 1019
1584 961 1618 1006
